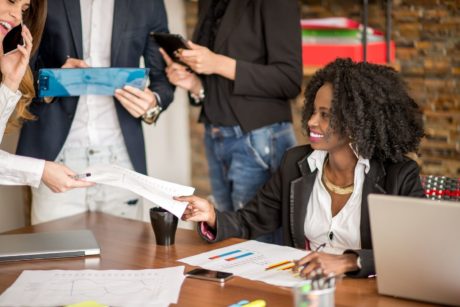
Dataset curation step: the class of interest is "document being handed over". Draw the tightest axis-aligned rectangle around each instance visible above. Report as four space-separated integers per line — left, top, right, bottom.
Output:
85 164 194 218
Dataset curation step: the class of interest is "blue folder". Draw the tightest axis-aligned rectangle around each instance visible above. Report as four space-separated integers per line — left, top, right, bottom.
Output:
37 68 150 97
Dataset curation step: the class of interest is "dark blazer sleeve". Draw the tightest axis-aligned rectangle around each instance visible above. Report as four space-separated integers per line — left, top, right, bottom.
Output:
199 152 287 242
233 0 302 99
144 0 175 110
346 159 425 278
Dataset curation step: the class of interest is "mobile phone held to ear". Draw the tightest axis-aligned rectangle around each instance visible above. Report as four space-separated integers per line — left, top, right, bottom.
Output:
2 23 24 55
150 32 190 64
186 268 233 283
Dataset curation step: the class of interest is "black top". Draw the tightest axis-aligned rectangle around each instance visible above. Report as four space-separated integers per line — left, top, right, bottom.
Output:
192 0 303 132
196 0 238 126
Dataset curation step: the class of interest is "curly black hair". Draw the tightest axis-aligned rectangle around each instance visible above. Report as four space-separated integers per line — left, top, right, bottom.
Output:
302 58 425 162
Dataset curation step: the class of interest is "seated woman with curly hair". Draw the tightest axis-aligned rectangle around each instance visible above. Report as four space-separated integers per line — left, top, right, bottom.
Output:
175 58 425 278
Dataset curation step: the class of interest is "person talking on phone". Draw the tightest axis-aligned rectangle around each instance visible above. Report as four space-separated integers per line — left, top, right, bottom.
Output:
0 0 94 192
16 0 174 225
161 0 302 243
175 59 426 278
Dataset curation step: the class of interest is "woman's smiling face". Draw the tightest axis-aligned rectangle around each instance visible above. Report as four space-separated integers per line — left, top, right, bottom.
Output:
307 82 348 152
0 0 30 39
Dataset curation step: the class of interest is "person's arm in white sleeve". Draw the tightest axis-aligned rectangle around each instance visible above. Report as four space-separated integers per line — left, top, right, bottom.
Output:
0 83 22 143
0 150 44 187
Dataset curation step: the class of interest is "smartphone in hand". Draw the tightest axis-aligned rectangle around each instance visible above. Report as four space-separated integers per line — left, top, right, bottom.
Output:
186 268 234 283
150 32 190 65
2 23 24 55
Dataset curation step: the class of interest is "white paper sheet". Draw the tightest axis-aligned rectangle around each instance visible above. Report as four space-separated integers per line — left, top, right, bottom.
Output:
0 267 186 307
179 240 311 287
85 164 194 218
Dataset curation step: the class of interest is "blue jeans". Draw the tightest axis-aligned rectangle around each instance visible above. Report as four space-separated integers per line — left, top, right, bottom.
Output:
204 122 296 243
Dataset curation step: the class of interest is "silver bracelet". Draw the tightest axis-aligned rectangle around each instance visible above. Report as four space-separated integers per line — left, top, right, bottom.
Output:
190 88 205 103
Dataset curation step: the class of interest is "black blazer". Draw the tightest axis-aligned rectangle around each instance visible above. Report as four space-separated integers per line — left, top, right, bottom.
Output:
203 145 426 277
193 0 303 132
17 0 174 174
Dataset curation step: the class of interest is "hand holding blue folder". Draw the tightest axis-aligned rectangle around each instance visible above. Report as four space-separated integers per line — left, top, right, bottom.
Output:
37 68 150 98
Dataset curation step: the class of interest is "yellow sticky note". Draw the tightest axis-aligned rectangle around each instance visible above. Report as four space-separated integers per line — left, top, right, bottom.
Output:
64 301 108 307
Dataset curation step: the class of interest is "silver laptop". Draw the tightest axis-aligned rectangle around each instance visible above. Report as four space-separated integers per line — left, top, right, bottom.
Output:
0 229 100 262
368 194 460 306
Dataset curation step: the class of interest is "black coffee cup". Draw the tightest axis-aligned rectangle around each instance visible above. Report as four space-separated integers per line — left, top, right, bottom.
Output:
149 207 178 246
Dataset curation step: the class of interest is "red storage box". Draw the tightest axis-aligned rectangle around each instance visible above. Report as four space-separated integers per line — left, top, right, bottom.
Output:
302 41 395 66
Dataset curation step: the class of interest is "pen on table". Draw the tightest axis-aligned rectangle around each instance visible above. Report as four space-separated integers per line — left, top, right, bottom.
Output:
242 299 266 307
71 173 91 180
265 259 292 270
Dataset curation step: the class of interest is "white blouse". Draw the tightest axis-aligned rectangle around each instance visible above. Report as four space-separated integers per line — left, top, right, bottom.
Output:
0 84 45 187
304 150 370 254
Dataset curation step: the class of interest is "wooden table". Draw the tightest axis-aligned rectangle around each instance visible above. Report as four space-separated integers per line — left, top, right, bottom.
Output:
0 212 436 306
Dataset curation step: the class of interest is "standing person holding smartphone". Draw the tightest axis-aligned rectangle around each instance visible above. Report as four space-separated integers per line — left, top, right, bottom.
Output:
0 0 94 192
161 0 302 243
16 0 175 225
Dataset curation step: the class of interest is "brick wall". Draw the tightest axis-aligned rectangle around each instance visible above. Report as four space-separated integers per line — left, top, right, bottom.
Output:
185 0 460 195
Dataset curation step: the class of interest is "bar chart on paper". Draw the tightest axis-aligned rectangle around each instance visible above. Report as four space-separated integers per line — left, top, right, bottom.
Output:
179 241 309 287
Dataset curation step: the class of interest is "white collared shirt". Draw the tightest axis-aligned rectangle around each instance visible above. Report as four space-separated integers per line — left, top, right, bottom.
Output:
304 150 370 254
64 0 125 148
0 84 45 187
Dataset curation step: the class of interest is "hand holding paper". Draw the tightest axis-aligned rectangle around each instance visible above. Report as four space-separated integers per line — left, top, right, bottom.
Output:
85 164 194 218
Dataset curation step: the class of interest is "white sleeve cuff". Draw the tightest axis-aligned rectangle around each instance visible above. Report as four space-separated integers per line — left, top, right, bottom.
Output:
0 83 22 98
0 83 22 142
0 151 45 188
153 92 162 108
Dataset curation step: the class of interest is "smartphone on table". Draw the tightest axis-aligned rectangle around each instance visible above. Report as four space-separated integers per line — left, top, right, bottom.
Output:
186 268 234 283
150 32 190 66
2 23 24 55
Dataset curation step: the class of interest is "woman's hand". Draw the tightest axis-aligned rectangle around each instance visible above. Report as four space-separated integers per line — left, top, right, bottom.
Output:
177 41 236 80
174 195 216 228
159 48 202 94
177 41 219 75
41 161 95 193
0 25 33 92
293 252 359 277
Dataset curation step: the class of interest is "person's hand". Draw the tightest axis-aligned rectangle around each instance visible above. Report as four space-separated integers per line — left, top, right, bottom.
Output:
0 25 33 92
41 161 95 193
174 195 216 228
114 85 157 118
293 252 358 277
176 41 221 75
159 48 202 93
41 58 89 103
61 57 89 68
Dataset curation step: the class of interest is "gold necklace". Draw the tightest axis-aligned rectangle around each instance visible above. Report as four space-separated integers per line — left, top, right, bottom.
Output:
322 157 354 195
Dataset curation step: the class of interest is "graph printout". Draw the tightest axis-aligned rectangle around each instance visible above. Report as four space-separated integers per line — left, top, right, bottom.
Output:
179 240 310 287
0 267 186 307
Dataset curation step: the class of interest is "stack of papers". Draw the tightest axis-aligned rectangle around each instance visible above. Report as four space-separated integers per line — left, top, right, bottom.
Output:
0 267 186 307
179 240 310 287
85 164 194 218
